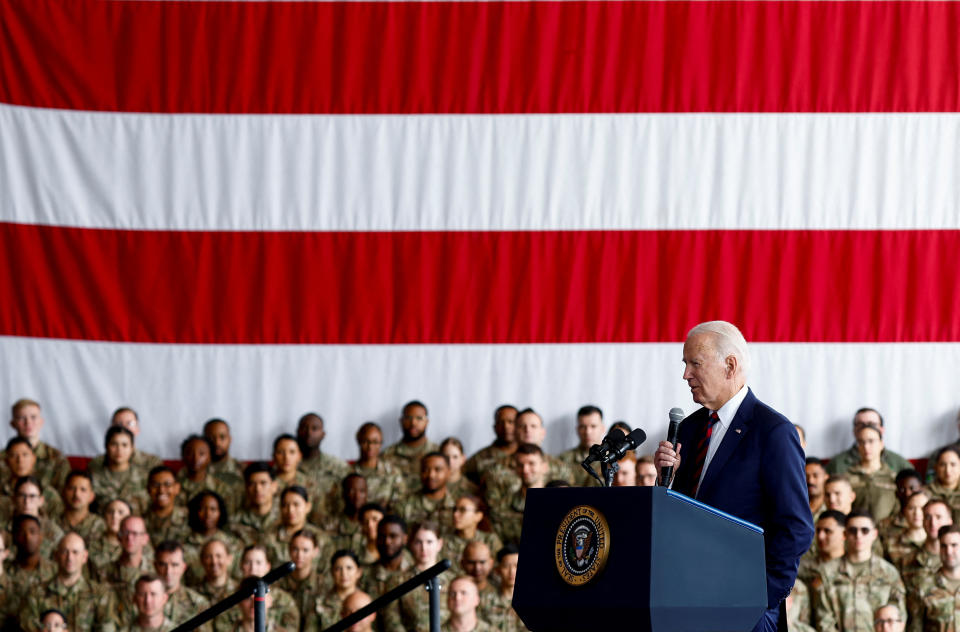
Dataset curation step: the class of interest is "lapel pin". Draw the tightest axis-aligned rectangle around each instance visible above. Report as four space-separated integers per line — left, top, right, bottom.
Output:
734 429 742 434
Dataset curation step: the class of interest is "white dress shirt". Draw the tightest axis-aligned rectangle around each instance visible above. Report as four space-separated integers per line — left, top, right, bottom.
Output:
696 383 749 493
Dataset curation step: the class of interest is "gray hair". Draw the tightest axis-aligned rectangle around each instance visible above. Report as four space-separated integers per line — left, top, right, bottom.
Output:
687 321 751 377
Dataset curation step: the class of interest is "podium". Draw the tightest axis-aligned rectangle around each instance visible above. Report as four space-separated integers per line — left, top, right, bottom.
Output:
512 486 767 631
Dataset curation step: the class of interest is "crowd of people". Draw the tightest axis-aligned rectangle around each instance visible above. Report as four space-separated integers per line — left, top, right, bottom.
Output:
2 395 959 632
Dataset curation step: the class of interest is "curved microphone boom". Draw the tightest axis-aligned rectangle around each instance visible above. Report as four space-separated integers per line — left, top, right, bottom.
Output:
659 407 685 486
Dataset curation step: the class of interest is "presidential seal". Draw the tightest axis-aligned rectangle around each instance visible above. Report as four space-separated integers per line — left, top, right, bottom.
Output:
555 504 610 586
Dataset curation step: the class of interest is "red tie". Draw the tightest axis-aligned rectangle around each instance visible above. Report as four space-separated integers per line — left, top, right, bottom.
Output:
692 411 720 495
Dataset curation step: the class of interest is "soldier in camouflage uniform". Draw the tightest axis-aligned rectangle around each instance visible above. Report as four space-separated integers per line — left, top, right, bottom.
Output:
460 541 500 618
4 437 65 520
348 423 407 513
908 524 960 632
7 514 58 603
884 491 928 572
847 424 899 524
443 576 495 632
352 503 386 567
360 516 412 599
878 470 924 545
296 412 350 499
182 491 243 586
144 467 190 544
214 545 299 632
128 575 175 632
86 408 164 492
263 486 334 568
442 495 502 575
484 544 522 632
90 427 150 516
807 458 829 523
488 444 546 545
3 399 71 492
203 419 245 493
381 401 440 492
812 511 906 632
788 582 816 632
11 476 65 559
23 532 120 632
873 604 905 632
229 462 280 544
59 471 107 544
798 510 847 588
279 532 341 631
463 405 518 486
395 453 457 532
153 542 210 629
100 516 155 620
315 474 367 551
381 521 450 632
89 499 133 576
824 410 912 476
193 539 237 603
928 447 960 524
177 435 234 513
556 406 606 488
902 500 953 595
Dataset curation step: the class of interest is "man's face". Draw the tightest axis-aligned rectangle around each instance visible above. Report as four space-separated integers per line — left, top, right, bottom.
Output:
14 519 43 555
682 334 736 411
855 427 883 463
148 471 180 509
297 414 325 450
447 578 480 616
461 544 493 583
825 481 855 513
204 421 231 459
497 553 519 589
246 472 277 506
637 462 658 487
896 476 923 506
925 503 953 541
845 517 877 555
576 413 605 449
815 517 845 555
112 409 140 436
15 482 44 516
357 427 383 461
11 404 43 441
494 408 517 443
342 593 376 632
805 463 827 499
56 533 88 577
155 549 187 591
120 517 149 555
201 541 231 578
344 476 368 510
183 439 211 473
941 532 960 571
6 442 36 477
63 476 95 511
420 456 450 493
515 412 545 446
377 522 407 560
874 605 904 632
135 579 168 617
400 405 428 441
515 453 545 488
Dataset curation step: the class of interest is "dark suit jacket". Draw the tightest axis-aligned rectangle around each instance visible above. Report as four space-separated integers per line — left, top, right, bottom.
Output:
673 388 814 611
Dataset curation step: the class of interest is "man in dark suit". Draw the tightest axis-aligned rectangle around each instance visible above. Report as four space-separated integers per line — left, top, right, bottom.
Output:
655 321 813 632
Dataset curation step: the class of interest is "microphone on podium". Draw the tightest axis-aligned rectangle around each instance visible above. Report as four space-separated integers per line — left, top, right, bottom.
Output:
659 407 685 486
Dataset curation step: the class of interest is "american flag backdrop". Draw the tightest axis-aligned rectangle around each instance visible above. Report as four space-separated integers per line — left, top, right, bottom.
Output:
1 0 959 460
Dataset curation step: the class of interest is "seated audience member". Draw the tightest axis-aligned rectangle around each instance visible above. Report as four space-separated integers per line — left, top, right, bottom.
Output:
812 510 905 632
144 466 188 544
231 462 280 540
877 470 924 542
312 549 363 631
278 530 327 630
89 498 132 572
195 539 236 603
38 609 69 632
847 423 898 523
353 503 385 566
99 515 154 607
826 475 858 515
91 426 149 514
6 515 56 601
882 490 928 571
349 423 406 512
901 499 953 594
3 437 64 519
460 541 497 612
484 545 523 632
441 495 502 573
612 453 637 487
232 592 273 632
806 457 829 520
361 515 412 598
797 509 847 587
444 576 492 632
442 437 479 499
87 407 163 481
183 490 242 585
129 574 173 632
23 533 117 632
314 473 367 549
787 582 814 632
11 476 64 559
5 398 70 492
909 524 960 631
826 408 911 475
872 604 904 632
382 401 440 492
203 418 244 489
0 533 11 628
396 452 456 531
928 446 960 523
340 591 376 632
636 456 658 487
264 486 331 569
153 541 209 627
234 545 299 632
296 412 349 495
382 521 450 632
272 434 318 501
925 409 960 483
58 471 106 544
558 406 606 487
488 444 547 544
463 405 518 486
177 435 233 512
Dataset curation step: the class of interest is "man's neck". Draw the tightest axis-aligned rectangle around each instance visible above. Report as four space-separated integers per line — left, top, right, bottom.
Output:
942 566 960 581
17 553 41 570
185 469 206 482
25 436 40 448
382 554 404 571
926 540 941 555
65 506 90 524
59 572 82 587
809 496 824 513
423 487 446 501
252 500 273 516
122 550 144 567
302 445 321 460
500 584 515 599
846 550 872 564
152 504 175 519
403 436 426 448
492 439 516 451
819 548 844 562
448 612 478 632
211 452 227 463
138 613 165 629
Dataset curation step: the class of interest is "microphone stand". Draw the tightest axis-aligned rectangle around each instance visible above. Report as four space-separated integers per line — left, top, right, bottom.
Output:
600 460 619 488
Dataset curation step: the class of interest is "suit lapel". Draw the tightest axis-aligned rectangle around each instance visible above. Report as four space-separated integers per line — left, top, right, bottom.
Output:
697 388 756 499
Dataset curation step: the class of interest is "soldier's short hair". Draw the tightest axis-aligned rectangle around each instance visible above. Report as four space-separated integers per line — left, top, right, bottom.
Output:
341 473 365 491
939 524 960 541
895 468 922 485
825 474 852 488
180 434 214 458
331 549 360 567
281 485 310 503
12 513 41 534
358 502 386 519
356 422 382 441
421 451 449 467
14 475 43 494
148 465 175 483
844 510 875 526
402 400 428 415
924 498 952 514
272 433 300 453
805 456 825 468
111 406 138 423
243 461 274 482
203 417 229 432
291 529 319 547
4 436 32 453
514 443 544 458
854 407 884 427
11 398 40 417
155 540 184 556
104 425 134 451
817 510 847 526
496 543 520 563
187 490 229 532
379 514 407 533
135 574 163 589
64 470 93 487
411 520 442 539
577 405 603 419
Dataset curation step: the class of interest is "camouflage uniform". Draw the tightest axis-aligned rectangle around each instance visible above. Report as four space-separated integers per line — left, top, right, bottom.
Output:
463 445 511 486
792 578 813 626
263 524 334 570
556 446 602 487
194 577 238 604
176 471 234 512
446 476 480 501
382 440 440 492
902 549 943 595
230 503 281 545
483 456 572 509
927 484 960 525
144 505 190 545
125 618 175 632
182 529 244 587
208 457 245 492
277 572 326 632
88 536 123 576
360 553 414 601
441 618 495 632
381 567 451 632
165 585 211 628
4 559 58 626
394 491 456 533
884 531 925 573
274 471 322 508
23 575 119 632
825 446 913 476
214 586 299 632
300 452 350 500
847 465 899 524
488 489 527 546
312 589 346 632
90 466 150 515
318 513 364 552
0 477 66 521
812 556 905 632
878 512 909 546
59 512 108 546
909 572 960 632
31 441 72 492
440 531 503 574
482 590 522 632
88 450 163 481
346 461 407 513
99 555 156 622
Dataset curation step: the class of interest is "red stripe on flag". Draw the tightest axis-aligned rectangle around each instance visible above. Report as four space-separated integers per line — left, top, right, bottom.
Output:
1 1 959 113
2 224 958 344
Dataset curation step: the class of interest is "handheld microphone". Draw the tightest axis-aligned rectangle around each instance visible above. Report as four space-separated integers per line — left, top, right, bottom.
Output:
600 427 647 464
659 407 685 486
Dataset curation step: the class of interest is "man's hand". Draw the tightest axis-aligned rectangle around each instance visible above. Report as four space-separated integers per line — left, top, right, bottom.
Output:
654 440 682 486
